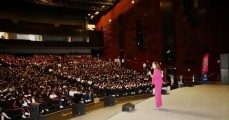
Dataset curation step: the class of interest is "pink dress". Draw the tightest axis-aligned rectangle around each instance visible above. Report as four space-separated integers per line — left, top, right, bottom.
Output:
152 69 163 108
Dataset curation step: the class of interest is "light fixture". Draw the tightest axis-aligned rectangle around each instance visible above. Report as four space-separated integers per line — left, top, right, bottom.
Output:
132 0 135 4
88 13 91 16
167 50 170 53
88 24 95 30
95 11 99 15
90 15 94 19
217 60 220 63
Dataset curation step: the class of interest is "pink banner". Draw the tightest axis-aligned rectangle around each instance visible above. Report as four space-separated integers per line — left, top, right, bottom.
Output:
202 53 209 74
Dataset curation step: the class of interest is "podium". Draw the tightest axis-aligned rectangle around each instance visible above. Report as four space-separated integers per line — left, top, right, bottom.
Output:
30 103 41 120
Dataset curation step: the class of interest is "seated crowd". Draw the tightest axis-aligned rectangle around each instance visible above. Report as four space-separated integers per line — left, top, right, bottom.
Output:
0 54 152 119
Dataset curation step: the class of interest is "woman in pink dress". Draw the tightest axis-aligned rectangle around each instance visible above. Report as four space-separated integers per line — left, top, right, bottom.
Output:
151 62 163 110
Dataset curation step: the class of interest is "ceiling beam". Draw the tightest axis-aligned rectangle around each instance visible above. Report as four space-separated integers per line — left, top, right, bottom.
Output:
68 0 114 6
33 2 107 11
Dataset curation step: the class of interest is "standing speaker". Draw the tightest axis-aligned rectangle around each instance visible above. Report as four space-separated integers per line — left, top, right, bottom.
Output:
104 96 115 107
72 103 85 117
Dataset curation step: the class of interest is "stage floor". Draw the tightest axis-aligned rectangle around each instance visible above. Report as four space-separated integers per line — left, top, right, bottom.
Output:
71 84 229 120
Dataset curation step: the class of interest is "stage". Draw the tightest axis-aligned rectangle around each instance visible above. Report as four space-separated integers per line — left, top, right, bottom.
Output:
71 84 229 120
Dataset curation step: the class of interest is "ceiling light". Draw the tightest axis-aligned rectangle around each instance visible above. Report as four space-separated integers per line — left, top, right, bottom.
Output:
90 15 94 19
95 11 99 15
132 0 135 4
88 24 95 30
88 13 91 16
167 50 170 53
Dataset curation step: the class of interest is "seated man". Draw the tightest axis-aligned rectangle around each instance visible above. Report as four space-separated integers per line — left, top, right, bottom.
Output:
49 92 63 108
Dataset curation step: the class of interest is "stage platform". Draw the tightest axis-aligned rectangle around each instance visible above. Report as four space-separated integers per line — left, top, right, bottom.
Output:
43 94 152 120
71 84 229 120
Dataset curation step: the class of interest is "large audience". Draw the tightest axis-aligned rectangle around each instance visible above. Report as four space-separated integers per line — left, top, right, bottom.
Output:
0 54 152 119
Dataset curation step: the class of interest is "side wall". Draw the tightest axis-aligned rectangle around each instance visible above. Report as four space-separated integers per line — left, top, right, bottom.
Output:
96 0 228 81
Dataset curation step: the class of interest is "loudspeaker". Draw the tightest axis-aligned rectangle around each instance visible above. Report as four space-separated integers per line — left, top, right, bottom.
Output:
220 54 229 69
72 103 85 116
39 115 46 120
30 103 41 120
161 89 167 94
122 103 135 112
74 94 83 103
221 69 229 83
104 88 112 96
104 96 114 107
220 54 229 83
